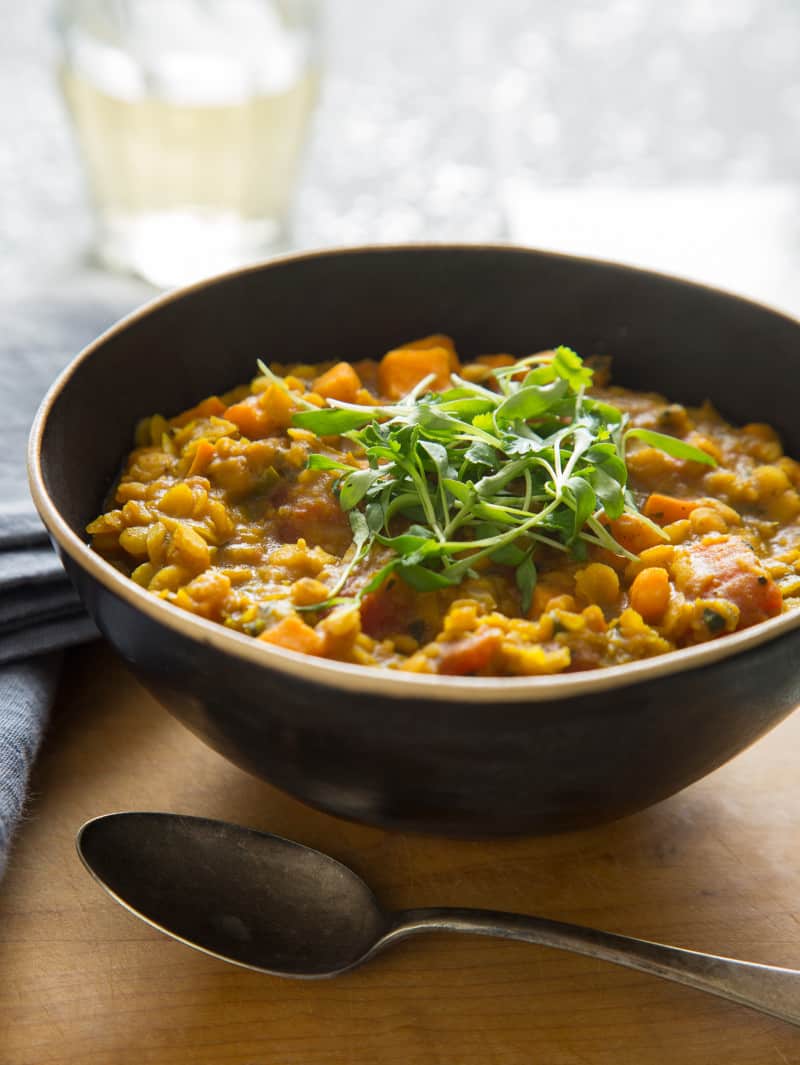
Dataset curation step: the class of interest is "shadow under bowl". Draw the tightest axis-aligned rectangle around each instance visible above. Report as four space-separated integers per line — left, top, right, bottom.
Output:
28 244 800 836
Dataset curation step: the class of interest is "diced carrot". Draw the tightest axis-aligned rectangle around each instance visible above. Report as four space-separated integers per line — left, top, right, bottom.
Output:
475 352 531 382
605 513 667 555
399 333 460 371
224 383 294 438
378 345 452 399
187 438 215 476
643 493 700 525
476 353 516 368
170 396 226 428
400 333 454 351
223 397 271 438
352 359 380 392
313 361 362 403
437 629 502 675
629 567 671 622
259 614 325 656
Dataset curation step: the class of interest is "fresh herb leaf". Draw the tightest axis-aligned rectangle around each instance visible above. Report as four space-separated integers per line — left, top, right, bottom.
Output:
703 608 726 633
442 478 476 504
376 532 442 556
365 501 385 533
552 345 594 390
625 427 717 467
292 345 679 607
464 441 498 467
471 412 498 434
582 397 623 424
362 559 401 594
495 378 569 422
399 564 460 591
349 508 370 547
307 453 357 472
491 542 528 566
419 439 451 476
563 476 597 539
293 407 375 434
588 467 625 519
585 443 628 484
339 468 383 510
515 554 537 614
522 364 557 387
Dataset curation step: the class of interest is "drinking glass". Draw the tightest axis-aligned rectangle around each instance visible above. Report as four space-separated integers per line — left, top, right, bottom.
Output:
56 0 321 288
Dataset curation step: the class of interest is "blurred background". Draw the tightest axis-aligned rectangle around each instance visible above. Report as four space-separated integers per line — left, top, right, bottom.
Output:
2 0 800 312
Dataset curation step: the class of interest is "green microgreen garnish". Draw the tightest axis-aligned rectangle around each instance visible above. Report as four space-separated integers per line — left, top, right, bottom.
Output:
290 346 716 612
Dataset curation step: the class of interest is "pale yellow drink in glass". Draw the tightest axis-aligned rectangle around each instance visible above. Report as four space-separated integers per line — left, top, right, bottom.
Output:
58 0 320 287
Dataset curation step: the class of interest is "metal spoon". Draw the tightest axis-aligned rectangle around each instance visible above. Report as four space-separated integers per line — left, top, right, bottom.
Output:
77 812 800 1026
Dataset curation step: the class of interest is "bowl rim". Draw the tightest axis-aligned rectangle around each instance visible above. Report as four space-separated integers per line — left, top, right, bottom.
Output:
27 241 800 704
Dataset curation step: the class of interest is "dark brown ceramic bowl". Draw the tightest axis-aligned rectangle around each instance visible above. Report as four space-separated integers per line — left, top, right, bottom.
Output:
28 245 800 836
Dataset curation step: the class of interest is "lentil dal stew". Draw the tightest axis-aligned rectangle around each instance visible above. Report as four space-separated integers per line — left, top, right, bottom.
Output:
87 336 800 676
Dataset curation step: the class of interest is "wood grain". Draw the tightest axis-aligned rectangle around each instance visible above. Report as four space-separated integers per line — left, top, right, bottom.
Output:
2 643 800 1064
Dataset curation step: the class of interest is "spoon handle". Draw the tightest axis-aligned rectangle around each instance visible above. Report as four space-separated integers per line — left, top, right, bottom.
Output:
386 908 800 1026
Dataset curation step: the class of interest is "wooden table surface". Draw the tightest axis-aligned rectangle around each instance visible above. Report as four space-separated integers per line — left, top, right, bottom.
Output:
2 643 800 1065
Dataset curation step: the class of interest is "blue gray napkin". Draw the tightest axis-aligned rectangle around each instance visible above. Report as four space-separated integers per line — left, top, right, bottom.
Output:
0 281 148 876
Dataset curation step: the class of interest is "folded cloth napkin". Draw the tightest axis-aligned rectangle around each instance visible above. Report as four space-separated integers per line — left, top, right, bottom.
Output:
0 657 64 873
0 502 99 667
0 279 148 877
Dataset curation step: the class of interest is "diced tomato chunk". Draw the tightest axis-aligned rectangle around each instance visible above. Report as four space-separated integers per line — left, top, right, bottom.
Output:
671 536 783 628
437 630 502 675
360 589 401 639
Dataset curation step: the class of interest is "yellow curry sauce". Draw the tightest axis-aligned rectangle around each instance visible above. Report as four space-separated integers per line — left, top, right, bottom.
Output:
87 336 800 676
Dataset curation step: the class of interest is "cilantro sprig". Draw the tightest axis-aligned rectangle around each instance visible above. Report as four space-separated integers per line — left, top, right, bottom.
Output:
290 346 715 612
